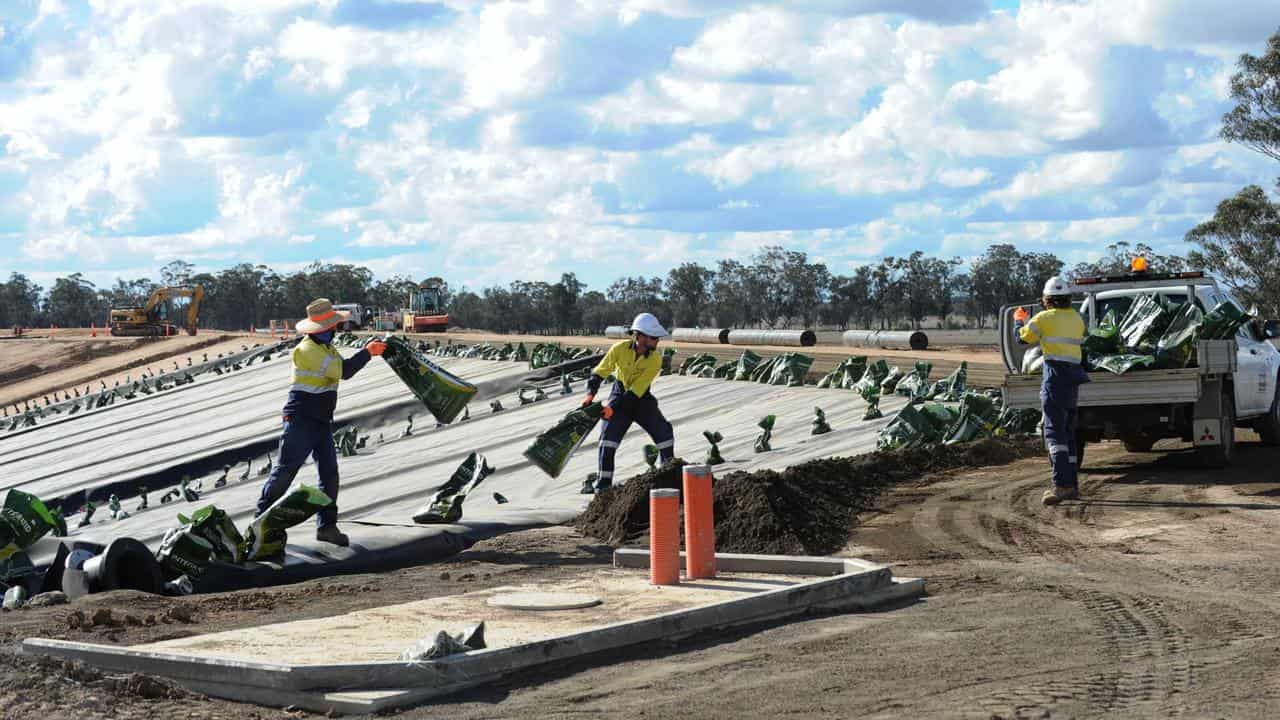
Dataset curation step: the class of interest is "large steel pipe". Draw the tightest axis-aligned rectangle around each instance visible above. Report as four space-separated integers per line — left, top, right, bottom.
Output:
604 325 630 339
841 329 928 351
726 329 817 347
671 328 730 344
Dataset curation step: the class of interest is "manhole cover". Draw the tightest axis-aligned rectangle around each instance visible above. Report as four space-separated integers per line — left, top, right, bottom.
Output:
486 592 602 611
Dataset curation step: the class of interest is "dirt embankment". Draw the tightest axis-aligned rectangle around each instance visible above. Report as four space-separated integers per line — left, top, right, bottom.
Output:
576 437 1045 554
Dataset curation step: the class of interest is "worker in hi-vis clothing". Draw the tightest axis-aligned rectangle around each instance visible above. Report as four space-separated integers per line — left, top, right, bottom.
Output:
1015 276 1090 506
256 298 386 547
580 312 675 494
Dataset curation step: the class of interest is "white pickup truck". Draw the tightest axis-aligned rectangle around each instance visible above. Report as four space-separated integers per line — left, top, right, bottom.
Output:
1000 271 1280 467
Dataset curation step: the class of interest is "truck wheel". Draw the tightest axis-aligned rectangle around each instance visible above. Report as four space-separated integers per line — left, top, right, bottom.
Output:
1255 380 1280 447
1197 392 1236 468
1121 433 1157 453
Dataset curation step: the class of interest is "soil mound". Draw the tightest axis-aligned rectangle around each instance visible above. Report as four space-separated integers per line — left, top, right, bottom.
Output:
575 436 1043 555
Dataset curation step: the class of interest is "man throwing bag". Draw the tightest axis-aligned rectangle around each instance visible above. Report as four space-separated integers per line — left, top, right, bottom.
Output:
581 313 675 494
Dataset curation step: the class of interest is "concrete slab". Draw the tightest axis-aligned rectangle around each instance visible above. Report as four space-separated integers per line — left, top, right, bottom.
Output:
23 552 924 714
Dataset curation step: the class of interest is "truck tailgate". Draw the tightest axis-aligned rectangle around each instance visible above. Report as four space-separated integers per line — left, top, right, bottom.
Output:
1003 369 1203 410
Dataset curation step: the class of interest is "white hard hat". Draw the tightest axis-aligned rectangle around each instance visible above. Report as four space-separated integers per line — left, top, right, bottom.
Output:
630 312 668 338
1042 276 1073 296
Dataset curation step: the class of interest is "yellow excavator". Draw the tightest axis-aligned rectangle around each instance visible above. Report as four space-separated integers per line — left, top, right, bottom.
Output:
109 285 205 337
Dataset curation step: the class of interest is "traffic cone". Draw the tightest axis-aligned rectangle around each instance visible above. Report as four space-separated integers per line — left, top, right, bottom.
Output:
91 322 96 338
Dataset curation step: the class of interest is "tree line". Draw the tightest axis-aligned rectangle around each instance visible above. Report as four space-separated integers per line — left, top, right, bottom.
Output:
0 241 1199 335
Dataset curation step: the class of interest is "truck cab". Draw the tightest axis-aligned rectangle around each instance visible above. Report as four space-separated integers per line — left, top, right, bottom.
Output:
999 270 1280 467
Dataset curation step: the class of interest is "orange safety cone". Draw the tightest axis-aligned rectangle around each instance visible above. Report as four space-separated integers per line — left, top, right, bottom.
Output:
649 489 681 586
683 464 716 579
90 322 96 338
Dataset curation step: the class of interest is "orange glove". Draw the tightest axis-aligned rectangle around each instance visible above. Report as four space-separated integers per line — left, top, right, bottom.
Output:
1013 307 1029 323
366 340 387 357
582 393 595 408
601 405 614 421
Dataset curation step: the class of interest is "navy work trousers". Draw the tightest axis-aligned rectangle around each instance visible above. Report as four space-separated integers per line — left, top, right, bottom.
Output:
256 416 340 528
1041 360 1089 490
597 382 675 485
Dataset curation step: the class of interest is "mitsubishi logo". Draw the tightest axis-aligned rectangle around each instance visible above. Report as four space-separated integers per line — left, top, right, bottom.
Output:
1200 426 1216 442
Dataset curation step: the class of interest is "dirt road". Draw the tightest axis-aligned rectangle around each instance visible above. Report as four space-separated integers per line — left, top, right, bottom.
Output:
7 434 1280 718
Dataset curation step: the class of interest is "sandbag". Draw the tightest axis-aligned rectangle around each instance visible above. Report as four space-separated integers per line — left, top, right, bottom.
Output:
382 335 477 424
243 485 333 561
876 404 935 450
679 353 718 377
1201 300 1251 340
752 353 813 387
859 384 883 420
0 490 59 562
1093 353 1156 375
929 361 967 401
853 359 889 395
1118 293 1174 355
177 505 245 564
156 527 216 578
1082 308 1121 365
523 402 605 478
1155 303 1204 368
895 361 933 400
817 356 867 389
413 453 496 524
732 350 763 381
943 393 1001 445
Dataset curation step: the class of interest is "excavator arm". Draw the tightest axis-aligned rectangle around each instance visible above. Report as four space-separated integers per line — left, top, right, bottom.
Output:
111 285 204 337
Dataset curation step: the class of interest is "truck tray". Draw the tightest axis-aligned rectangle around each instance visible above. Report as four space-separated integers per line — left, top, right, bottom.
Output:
1003 368 1203 410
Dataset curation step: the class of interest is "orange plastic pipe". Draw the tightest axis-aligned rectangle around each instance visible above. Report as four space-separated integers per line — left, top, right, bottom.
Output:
683 464 716 579
649 489 680 585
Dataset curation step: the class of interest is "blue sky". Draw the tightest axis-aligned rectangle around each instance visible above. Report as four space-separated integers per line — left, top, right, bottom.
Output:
1 0 1278 295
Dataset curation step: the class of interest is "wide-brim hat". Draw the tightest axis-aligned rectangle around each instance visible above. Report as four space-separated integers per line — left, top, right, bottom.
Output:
296 298 351 334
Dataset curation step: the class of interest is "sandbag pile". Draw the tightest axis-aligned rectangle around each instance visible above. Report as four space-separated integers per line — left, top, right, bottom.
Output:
1078 294 1252 375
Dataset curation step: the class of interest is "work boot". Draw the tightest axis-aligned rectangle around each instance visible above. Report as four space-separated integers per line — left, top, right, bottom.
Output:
579 479 596 495
594 478 613 493
316 525 349 547
1041 486 1080 506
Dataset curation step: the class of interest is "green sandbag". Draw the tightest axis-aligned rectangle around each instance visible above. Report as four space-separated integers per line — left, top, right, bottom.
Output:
1118 294 1174 355
929 361 968 401
876 404 934 450
156 526 216 577
177 505 246 563
732 350 763 381
243 485 333 561
943 393 1001 445
1201 301 1251 340
514 342 529 362
712 360 736 379
382 335 478 424
853 359 889 395
859 384 883 420
704 430 726 465
998 405 1042 435
895 361 934 399
523 402 604 478
754 415 776 453
1155 303 1204 369
879 366 904 393
1093 353 1157 375
414 453 496 524
754 353 813 387
817 356 867 389
0 489 59 562
679 353 718 376
1083 308 1121 364
919 402 959 435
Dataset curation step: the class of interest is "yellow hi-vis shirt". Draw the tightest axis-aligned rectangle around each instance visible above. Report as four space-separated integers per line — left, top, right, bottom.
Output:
290 336 344 395
1019 307 1086 364
592 340 663 398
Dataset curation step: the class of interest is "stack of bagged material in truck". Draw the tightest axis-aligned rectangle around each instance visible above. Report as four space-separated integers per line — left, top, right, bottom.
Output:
1077 294 1253 375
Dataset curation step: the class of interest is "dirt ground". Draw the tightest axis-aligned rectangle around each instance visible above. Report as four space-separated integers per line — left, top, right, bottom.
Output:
0 332 263 408
7 433 1280 718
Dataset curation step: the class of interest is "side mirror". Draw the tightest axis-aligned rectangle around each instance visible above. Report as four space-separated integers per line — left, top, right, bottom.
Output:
1264 319 1280 340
